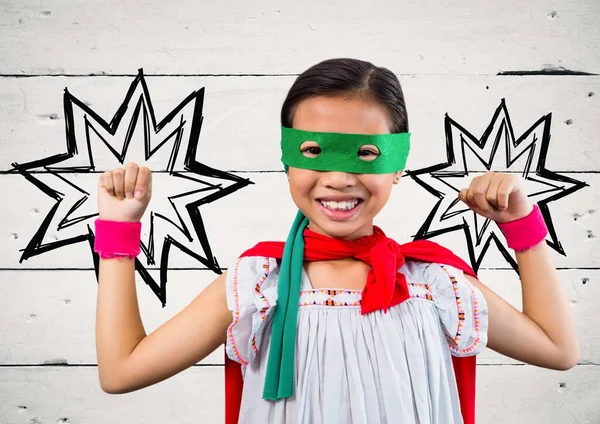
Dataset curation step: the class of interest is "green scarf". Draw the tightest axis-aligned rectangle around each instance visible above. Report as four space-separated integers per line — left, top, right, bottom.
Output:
263 126 410 400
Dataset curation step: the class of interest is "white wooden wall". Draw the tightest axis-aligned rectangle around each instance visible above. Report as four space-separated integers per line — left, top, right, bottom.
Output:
1 1 599 422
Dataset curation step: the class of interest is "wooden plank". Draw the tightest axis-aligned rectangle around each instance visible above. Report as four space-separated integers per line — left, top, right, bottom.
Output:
0 269 224 366
0 172 597 270
474 269 598 366
0 366 223 424
0 269 597 366
0 0 598 75
476 365 600 423
0 365 597 423
1 76 599 172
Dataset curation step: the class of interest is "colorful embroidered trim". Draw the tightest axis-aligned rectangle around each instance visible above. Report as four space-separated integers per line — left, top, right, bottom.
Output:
251 258 272 357
456 279 484 355
441 266 483 355
298 289 362 307
226 258 248 366
441 265 466 348
407 282 434 301
297 285 436 307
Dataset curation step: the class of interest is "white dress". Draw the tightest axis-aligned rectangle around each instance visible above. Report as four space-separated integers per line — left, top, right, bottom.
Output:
225 256 488 424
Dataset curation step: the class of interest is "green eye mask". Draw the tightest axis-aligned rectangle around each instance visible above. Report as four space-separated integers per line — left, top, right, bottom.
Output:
280 126 411 174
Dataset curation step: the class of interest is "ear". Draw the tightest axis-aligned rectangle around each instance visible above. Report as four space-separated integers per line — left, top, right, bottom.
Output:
393 171 403 184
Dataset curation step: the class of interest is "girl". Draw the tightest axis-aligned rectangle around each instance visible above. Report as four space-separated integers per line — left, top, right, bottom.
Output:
94 58 579 424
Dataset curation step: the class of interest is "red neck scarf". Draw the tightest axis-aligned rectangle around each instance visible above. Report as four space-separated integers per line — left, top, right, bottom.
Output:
244 226 476 313
225 225 478 424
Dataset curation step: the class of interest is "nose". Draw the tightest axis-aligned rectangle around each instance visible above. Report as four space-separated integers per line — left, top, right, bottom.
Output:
320 171 358 190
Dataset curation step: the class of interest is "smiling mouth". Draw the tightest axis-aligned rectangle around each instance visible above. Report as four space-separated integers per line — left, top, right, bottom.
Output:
318 199 361 211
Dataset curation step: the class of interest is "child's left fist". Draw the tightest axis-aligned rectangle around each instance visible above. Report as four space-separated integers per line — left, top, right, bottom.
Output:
458 172 534 223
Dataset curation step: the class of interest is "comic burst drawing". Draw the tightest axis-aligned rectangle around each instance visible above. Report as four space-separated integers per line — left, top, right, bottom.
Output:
407 99 588 272
6 69 253 306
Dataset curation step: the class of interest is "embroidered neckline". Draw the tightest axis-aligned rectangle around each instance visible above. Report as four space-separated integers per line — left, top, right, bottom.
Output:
299 289 362 307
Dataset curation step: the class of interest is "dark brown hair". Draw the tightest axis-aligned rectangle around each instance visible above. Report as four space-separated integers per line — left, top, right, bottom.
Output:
281 58 409 133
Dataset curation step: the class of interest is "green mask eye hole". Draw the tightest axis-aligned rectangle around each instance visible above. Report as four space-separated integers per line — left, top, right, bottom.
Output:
357 145 380 162
300 141 322 158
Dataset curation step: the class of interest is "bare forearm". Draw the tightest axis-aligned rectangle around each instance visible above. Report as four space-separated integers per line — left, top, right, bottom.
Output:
516 241 579 362
459 173 579 368
96 257 147 387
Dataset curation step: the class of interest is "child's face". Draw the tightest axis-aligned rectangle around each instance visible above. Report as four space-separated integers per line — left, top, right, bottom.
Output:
288 95 401 240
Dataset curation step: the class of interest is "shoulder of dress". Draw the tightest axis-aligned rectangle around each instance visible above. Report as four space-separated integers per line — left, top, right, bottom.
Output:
229 255 279 274
401 259 438 275
401 261 466 288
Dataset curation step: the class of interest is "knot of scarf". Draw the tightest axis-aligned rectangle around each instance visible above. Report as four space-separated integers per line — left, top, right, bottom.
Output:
302 225 410 314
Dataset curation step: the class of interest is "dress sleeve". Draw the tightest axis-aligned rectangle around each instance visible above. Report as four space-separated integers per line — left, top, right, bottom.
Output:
225 256 279 367
425 263 489 357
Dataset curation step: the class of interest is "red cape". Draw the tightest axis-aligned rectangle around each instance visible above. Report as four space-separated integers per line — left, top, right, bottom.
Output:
225 239 478 424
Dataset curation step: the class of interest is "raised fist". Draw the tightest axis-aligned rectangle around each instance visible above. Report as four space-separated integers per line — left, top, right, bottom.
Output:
97 162 152 222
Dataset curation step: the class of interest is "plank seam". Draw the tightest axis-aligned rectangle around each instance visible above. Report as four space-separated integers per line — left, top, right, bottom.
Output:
2 267 600 271
1 363 597 367
2 170 599 175
0 73 599 78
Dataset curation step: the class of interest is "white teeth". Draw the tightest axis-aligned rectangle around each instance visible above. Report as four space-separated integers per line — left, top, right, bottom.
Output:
320 200 359 211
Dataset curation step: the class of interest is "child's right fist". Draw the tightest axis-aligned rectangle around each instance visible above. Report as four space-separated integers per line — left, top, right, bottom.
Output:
97 163 152 222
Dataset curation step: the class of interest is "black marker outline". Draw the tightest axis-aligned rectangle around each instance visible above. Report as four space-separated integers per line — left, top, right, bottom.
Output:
5 69 253 306
406 99 588 273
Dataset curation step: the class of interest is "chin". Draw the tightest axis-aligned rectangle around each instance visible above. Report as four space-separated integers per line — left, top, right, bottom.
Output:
308 218 370 240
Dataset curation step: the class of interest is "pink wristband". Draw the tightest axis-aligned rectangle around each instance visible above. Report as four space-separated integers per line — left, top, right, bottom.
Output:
94 219 142 259
497 204 548 252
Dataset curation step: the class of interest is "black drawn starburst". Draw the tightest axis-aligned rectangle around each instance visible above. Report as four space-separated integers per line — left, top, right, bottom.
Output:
407 99 588 272
5 69 253 306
